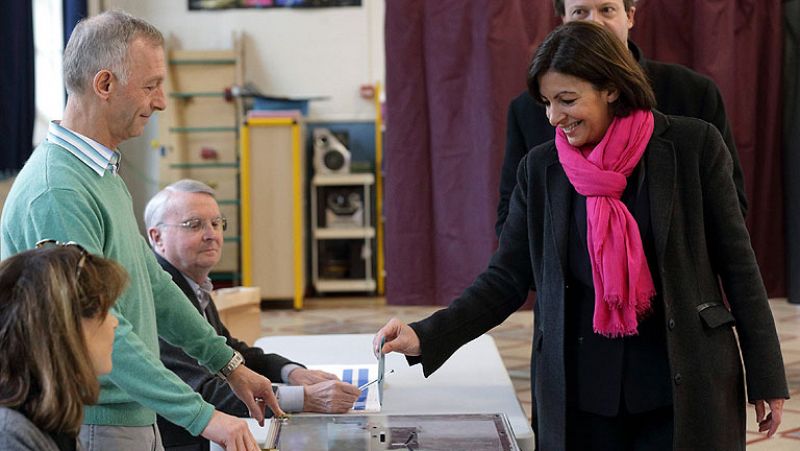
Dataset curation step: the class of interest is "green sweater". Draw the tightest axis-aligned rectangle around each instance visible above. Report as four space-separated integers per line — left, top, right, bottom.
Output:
0 141 234 436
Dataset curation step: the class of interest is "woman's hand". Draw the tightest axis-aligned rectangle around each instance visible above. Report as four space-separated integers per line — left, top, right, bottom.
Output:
754 398 784 437
373 318 421 357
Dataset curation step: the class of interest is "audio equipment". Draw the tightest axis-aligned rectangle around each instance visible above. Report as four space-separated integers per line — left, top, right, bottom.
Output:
313 128 351 174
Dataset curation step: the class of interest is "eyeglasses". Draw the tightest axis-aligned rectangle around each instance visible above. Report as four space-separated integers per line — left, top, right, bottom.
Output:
35 239 90 278
158 216 227 233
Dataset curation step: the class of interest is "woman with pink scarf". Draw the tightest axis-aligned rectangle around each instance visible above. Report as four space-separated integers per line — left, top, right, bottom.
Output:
374 21 788 450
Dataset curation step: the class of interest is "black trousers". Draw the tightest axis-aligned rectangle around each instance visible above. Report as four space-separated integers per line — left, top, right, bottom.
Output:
566 405 673 451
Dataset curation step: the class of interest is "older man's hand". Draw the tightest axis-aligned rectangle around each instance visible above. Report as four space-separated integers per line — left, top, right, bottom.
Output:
287 367 339 386
303 380 361 413
227 365 284 425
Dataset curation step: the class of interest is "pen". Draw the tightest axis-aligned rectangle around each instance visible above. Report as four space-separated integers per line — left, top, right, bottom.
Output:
358 369 394 390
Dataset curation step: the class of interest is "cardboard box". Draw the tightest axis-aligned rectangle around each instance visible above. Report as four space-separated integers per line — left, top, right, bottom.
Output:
213 287 261 345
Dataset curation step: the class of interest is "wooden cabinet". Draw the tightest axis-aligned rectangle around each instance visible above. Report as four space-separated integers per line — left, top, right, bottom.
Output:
214 287 261 345
241 117 306 309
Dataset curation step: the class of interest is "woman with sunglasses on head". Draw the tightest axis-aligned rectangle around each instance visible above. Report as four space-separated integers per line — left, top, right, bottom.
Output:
375 21 788 450
0 242 127 450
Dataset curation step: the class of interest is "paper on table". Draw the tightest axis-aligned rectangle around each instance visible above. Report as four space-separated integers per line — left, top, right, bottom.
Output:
308 364 381 412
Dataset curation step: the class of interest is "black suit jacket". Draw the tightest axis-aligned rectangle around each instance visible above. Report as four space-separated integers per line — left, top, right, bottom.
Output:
154 254 301 451
495 40 747 236
410 112 787 450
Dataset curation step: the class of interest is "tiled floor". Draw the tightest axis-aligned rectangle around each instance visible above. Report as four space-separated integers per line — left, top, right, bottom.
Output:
257 297 800 448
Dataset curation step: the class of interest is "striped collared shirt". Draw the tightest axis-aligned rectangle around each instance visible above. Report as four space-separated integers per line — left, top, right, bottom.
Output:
46 121 121 176
182 274 215 319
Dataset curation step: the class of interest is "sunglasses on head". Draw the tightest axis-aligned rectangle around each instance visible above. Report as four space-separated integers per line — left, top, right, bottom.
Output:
35 239 90 278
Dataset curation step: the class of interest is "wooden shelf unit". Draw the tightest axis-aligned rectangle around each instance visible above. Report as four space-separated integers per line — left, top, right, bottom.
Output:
158 44 244 281
311 173 376 294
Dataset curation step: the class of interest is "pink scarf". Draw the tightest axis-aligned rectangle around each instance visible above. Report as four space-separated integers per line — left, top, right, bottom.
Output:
555 109 656 337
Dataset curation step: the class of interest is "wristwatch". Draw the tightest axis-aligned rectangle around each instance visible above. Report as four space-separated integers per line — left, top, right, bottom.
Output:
217 350 244 381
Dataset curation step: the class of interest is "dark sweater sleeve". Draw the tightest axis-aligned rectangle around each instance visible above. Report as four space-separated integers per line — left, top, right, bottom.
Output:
158 337 249 417
496 93 555 237
496 101 528 237
158 300 303 416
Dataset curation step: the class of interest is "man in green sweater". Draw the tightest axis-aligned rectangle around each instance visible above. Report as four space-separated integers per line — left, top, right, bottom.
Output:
0 11 282 451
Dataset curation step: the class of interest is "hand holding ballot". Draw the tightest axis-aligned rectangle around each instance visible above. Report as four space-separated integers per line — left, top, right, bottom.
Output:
373 318 421 357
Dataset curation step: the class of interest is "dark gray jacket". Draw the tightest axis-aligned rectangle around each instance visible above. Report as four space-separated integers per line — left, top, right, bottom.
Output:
411 112 787 450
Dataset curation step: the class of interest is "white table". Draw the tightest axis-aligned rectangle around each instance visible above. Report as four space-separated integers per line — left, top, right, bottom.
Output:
244 333 534 451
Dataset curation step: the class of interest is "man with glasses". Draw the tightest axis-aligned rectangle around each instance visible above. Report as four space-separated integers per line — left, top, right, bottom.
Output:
0 11 281 451
144 179 360 450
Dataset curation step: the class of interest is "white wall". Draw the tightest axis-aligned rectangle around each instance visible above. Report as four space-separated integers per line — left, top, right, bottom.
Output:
94 0 385 232
103 0 385 121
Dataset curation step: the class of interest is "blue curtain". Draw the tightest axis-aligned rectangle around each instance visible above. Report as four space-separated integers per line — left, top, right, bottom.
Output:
63 0 88 48
0 1 34 178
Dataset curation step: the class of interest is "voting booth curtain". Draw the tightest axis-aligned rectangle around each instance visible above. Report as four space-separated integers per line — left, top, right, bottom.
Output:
383 0 558 306
384 0 787 306
631 0 786 298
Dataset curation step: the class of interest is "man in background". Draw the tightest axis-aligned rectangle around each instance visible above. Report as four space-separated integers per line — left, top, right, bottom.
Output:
0 11 281 451
145 179 361 451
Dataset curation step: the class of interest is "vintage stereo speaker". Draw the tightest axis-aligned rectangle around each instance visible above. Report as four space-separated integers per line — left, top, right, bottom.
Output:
316 186 364 228
313 128 351 174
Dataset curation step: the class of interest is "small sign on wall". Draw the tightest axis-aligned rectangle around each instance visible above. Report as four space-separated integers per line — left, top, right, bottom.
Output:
189 0 361 10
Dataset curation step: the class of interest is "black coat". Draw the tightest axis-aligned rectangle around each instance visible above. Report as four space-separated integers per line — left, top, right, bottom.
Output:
155 254 301 451
410 112 788 450
495 41 747 236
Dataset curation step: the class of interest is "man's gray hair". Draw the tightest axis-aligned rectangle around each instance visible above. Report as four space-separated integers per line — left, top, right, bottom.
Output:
144 179 217 239
63 10 164 95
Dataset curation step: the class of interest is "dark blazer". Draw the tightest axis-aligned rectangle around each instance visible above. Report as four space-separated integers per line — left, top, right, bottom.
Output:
154 254 300 451
410 111 788 450
495 40 747 236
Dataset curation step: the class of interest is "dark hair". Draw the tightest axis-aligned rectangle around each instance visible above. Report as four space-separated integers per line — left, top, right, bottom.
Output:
552 0 637 17
0 247 127 436
527 21 655 117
